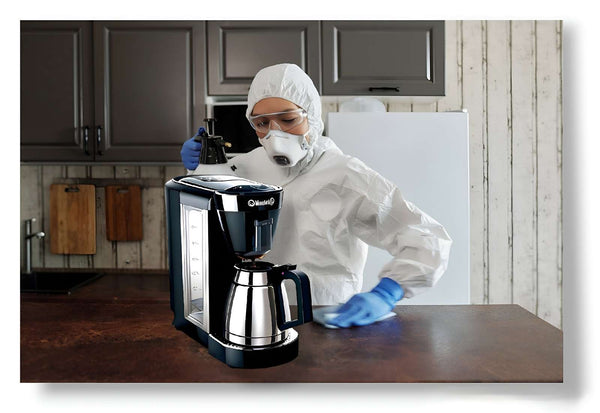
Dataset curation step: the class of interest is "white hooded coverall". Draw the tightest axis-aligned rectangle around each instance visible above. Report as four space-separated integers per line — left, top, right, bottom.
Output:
225 64 452 305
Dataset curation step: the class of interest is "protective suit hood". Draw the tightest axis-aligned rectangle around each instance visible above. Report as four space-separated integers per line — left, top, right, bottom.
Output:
246 64 326 184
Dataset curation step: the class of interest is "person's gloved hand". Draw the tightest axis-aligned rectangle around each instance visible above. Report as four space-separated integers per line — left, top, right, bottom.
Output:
180 127 206 170
328 277 404 328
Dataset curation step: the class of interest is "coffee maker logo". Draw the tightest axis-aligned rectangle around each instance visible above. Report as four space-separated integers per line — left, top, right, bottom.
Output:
248 197 275 207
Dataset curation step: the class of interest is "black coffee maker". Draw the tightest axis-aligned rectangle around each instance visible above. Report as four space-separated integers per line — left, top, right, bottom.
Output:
165 175 312 368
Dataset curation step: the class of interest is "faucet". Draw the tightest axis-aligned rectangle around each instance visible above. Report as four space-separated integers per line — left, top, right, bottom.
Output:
24 218 45 274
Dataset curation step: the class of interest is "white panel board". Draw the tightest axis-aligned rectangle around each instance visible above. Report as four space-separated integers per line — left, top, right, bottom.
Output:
328 112 470 305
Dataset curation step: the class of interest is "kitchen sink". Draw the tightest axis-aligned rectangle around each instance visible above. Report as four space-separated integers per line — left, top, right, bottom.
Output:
20 271 104 294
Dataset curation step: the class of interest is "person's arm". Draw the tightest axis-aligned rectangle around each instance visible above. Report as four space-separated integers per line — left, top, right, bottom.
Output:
329 161 452 328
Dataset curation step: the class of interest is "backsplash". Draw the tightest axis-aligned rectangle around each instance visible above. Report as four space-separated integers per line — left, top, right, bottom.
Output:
20 165 187 271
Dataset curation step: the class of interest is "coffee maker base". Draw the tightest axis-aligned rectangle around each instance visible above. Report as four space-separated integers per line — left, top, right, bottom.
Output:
206 329 300 368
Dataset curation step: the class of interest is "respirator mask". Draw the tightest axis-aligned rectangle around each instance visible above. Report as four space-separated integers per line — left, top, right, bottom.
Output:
249 108 311 167
259 129 310 167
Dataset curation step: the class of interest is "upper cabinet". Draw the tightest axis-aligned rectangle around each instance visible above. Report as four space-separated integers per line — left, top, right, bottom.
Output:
21 20 446 163
21 21 94 162
93 21 205 162
21 21 206 162
207 21 321 95
321 21 445 96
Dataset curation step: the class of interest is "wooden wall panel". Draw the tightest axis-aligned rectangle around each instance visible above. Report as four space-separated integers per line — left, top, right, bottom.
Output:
511 21 538 314
437 20 462 112
462 20 487 305
486 21 513 303
165 166 187 181
140 166 165 269
20 166 43 270
321 101 338 136
386 100 411 112
535 21 563 328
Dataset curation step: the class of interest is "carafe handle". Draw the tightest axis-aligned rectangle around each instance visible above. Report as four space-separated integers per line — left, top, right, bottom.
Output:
271 264 313 330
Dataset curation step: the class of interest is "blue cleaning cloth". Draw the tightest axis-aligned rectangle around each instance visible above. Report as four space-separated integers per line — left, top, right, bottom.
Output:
312 305 396 329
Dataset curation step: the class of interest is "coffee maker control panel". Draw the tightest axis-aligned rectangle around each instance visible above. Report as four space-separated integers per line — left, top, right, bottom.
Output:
177 175 280 195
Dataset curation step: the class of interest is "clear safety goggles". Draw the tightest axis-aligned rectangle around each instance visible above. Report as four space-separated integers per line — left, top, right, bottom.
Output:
248 108 308 134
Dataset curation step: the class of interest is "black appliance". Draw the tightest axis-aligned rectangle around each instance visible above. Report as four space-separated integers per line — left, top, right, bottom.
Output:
165 174 312 368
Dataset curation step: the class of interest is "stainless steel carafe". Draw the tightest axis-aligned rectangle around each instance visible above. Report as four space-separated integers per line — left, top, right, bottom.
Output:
225 261 312 347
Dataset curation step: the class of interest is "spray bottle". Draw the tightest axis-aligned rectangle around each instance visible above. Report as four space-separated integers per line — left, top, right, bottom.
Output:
190 118 234 175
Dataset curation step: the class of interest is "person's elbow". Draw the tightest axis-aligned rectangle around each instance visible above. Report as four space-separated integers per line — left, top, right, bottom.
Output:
429 236 452 286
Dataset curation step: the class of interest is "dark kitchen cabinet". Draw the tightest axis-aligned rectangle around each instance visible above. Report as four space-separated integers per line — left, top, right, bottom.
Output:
93 21 205 162
21 21 94 162
21 21 206 162
207 21 321 95
321 21 445 96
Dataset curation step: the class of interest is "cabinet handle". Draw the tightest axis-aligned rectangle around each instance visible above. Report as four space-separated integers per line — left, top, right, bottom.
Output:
368 87 400 92
83 126 90 155
96 126 103 156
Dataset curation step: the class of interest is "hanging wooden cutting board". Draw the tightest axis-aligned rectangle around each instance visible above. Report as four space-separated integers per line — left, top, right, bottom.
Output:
105 185 143 241
50 184 97 254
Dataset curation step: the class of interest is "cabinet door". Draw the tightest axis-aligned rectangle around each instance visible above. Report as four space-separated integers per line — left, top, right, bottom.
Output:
93 21 205 162
21 21 94 162
207 21 320 95
322 21 445 96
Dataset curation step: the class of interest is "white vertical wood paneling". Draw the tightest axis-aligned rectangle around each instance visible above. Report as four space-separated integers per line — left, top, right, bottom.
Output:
437 20 462 112
140 166 165 269
511 21 538 314
114 166 141 269
462 20 487 305
486 21 513 303
164 166 188 270
91 165 115 268
386 101 411 112
411 103 436 112
164 166 187 180
321 102 338 135
535 21 563 328
20 166 43 270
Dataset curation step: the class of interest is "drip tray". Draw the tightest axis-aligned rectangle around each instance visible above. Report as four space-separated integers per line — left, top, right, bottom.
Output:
21 272 105 294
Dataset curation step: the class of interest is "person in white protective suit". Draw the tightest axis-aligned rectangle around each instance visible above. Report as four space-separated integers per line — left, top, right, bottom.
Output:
180 63 452 328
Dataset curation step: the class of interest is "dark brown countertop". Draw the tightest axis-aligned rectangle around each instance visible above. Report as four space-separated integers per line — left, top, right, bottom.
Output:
20 272 563 383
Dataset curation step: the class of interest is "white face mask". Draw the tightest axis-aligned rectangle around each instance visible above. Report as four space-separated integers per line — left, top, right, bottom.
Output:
259 129 310 167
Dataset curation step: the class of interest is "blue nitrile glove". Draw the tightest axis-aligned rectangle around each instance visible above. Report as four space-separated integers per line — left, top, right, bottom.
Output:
180 127 206 170
329 277 404 328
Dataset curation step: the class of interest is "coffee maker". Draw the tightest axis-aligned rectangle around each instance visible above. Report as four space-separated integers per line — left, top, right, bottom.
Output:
165 174 312 368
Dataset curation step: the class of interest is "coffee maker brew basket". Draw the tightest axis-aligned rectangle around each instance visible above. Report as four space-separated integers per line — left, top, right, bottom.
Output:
211 181 283 260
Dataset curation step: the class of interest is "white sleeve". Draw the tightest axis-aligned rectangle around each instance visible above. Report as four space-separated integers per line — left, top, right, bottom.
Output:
349 168 452 299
